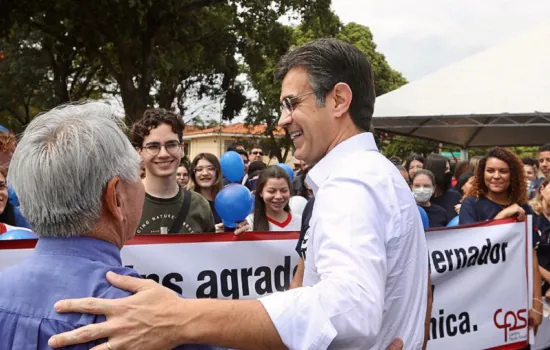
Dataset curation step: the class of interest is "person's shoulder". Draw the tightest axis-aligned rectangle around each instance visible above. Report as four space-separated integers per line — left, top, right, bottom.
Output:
462 196 478 205
188 190 209 206
97 266 141 299
446 189 462 199
430 203 447 213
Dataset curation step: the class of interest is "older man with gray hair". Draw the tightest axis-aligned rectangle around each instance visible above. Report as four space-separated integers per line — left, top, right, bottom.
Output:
0 102 144 348
0 102 218 350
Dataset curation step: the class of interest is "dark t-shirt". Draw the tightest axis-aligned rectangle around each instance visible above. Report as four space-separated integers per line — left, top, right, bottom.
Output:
296 198 315 259
137 188 215 234
459 196 531 225
534 213 550 269
208 200 222 224
432 189 462 220
534 213 550 294
422 203 449 228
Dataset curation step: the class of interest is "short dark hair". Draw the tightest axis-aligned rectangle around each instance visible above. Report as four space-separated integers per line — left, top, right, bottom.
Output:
226 142 243 152
131 108 184 147
275 38 376 132
522 157 538 168
539 143 550 153
235 149 249 161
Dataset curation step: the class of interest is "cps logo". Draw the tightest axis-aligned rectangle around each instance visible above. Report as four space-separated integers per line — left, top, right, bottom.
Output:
493 308 527 342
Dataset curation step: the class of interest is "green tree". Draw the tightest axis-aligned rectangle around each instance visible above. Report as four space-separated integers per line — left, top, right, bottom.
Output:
3 0 333 125
0 26 113 131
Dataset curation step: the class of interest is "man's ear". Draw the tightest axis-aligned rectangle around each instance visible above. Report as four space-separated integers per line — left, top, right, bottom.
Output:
103 177 123 222
331 82 353 119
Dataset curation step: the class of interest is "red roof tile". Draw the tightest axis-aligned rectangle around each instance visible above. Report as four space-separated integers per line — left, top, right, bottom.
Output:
184 123 285 136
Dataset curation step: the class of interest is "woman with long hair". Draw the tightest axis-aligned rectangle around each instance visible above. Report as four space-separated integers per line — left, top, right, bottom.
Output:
459 147 543 332
425 154 462 219
243 165 301 232
0 166 30 231
405 154 425 180
188 153 224 224
530 177 550 300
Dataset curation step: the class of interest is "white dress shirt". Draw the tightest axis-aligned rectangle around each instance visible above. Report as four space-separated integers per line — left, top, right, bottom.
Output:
259 132 428 349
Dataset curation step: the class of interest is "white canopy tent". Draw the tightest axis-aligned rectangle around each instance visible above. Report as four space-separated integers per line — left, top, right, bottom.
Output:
372 22 550 148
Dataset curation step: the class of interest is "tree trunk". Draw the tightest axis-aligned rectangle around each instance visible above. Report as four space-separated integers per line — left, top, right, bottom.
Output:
119 78 147 125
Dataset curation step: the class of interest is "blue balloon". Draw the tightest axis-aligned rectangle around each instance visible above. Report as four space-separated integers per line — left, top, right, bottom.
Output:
447 216 460 227
0 125 9 133
277 163 295 181
417 206 429 229
0 229 37 240
220 151 245 183
222 219 237 229
8 185 19 207
215 184 252 227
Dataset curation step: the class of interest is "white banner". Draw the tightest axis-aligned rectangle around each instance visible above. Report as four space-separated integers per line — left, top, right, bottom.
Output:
1 221 547 349
426 219 530 350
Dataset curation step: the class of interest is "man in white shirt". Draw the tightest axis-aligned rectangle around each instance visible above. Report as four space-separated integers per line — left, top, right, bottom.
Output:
48 39 428 350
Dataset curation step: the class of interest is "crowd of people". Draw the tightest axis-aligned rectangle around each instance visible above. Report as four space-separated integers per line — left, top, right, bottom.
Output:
0 37 546 349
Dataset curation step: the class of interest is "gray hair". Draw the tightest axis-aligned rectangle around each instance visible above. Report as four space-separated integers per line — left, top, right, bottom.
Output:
8 101 140 237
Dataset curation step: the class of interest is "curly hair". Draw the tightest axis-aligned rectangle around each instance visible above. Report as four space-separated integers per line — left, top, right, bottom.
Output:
131 108 184 147
470 147 528 205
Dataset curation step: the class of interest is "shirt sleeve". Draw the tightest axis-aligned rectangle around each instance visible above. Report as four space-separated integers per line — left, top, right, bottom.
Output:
459 197 478 225
260 174 387 349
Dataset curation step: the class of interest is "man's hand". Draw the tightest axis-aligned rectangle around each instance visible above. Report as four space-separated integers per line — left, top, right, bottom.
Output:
234 220 251 235
48 272 183 349
386 338 403 350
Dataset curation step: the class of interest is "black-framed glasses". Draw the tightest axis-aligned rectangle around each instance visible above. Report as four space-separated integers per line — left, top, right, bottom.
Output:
280 91 315 116
251 151 264 156
194 166 216 174
142 141 182 156
0 182 7 191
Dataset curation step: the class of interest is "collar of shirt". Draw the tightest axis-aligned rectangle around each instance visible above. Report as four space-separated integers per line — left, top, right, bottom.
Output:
34 236 123 267
305 132 378 195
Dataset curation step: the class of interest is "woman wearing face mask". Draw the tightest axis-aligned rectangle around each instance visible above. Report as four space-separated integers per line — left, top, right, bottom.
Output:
0 166 30 232
411 170 449 228
459 147 543 333
425 154 462 220
530 177 550 300
188 153 223 226
237 166 301 233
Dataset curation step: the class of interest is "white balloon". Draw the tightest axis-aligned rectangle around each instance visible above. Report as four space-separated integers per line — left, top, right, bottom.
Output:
289 196 308 216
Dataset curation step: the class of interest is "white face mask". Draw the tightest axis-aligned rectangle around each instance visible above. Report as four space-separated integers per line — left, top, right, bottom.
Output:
413 187 434 203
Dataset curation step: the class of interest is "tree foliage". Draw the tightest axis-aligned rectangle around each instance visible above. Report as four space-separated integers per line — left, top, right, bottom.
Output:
1 0 334 127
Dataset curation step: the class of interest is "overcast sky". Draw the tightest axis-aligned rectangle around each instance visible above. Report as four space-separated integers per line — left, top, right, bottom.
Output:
331 0 550 81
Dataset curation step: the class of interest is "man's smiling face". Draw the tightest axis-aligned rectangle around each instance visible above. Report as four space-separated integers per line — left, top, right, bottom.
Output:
138 123 183 179
277 67 334 165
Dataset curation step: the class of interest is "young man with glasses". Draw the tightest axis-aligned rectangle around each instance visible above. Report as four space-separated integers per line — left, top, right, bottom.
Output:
132 109 215 234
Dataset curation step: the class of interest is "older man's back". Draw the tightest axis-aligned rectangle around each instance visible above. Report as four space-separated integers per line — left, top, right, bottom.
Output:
0 237 138 348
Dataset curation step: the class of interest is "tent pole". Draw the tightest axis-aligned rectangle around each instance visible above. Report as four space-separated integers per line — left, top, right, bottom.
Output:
461 148 469 161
